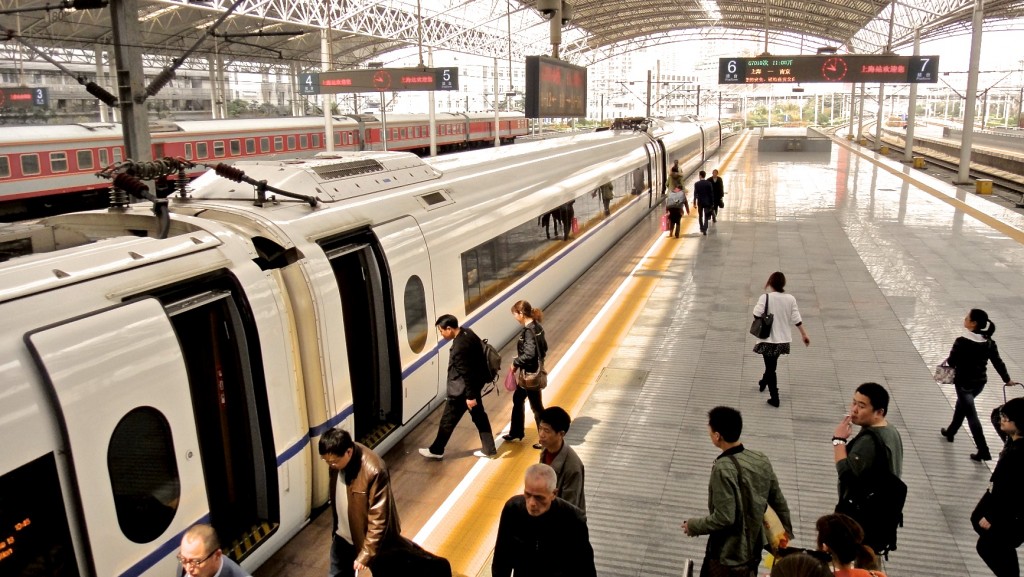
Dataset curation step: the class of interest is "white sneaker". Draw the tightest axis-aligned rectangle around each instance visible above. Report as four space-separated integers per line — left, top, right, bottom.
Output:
418 448 442 460
473 450 497 458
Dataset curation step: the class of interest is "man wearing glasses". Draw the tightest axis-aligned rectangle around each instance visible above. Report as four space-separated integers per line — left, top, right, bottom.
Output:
177 524 250 577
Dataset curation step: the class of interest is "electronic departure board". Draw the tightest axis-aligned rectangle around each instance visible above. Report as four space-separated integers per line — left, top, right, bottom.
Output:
525 55 587 118
0 454 79 576
298 67 459 95
718 55 939 84
0 87 48 108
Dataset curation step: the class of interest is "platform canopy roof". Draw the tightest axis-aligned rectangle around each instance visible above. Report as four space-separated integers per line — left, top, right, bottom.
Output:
0 0 1021 73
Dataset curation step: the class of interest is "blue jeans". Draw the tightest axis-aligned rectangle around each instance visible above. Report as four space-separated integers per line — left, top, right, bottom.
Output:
329 534 357 577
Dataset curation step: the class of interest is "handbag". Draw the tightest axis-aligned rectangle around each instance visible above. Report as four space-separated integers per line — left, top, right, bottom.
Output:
516 362 547 390
933 362 955 384
749 293 774 339
503 366 518 392
660 213 669 231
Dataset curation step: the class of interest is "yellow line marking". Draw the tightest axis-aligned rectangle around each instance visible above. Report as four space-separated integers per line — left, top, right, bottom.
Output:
416 130 749 577
834 137 1024 245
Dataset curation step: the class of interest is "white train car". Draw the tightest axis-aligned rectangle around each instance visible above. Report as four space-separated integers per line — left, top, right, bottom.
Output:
0 118 719 577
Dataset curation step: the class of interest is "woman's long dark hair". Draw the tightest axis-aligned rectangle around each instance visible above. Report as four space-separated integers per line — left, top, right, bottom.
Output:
766 271 786 292
969 308 996 340
511 300 544 323
816 513 878 569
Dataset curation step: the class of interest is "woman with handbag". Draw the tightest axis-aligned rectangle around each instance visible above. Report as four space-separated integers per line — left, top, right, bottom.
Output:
503 300 548 449
973 397 1024 577
815 513 886 576
752 272 810 408
940 309 1015 462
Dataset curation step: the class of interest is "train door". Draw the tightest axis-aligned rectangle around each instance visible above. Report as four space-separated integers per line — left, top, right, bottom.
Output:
26 299 210 577
320 231 403 447
373 217 439 424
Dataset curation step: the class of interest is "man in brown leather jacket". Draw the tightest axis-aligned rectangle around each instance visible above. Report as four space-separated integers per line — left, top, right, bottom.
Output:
319 427 401 576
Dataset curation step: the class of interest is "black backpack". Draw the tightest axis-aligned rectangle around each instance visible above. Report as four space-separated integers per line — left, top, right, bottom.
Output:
481 338 501 385
835 428 907 558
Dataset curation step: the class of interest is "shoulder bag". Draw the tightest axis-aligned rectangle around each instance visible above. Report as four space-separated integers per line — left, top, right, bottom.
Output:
516 360 547 390
749 293 774 339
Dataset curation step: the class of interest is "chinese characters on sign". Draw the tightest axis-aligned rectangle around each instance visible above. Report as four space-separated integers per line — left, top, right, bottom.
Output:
525 55 587 118
298 68 459 95
718 55 939 84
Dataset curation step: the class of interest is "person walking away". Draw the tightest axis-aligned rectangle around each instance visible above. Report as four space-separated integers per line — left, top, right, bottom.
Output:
504 300 548 449
752 271 810 407
177 524 250 577
537 406 586 512
419 314 497 460
683 406 793 577
693 171 715 236
941 308 1016 462
832 383 904 557
599 182 614 216
319 427 402 575
709 168 725 222
972 397 1024 576
492 463 595 577
666 187 687 238
669 159 684 191
816 513 887 576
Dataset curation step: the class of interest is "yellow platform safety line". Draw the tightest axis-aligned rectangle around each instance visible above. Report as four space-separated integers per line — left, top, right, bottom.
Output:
834 136 1024 245
415 131 751 577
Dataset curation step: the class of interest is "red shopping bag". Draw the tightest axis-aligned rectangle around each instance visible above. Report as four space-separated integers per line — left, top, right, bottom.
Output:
571 217 579 235
503 366 518 392
660 213 669 231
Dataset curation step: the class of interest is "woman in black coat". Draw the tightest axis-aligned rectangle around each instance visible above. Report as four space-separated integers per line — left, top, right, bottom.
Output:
503 300 548 449
941 309 1015 461
973 397 1024 576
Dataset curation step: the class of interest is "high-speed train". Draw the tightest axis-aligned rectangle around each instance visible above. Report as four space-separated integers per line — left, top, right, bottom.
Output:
0 117 720 577
0 112 529 217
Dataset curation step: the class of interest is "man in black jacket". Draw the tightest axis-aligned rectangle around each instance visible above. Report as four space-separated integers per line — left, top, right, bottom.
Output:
492 464 596 577
693 170 715 235
420 314 497 459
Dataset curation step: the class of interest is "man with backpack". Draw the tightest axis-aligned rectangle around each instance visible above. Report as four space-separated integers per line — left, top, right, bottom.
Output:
832 382 906 558
665 186 687 238
420 314 498 459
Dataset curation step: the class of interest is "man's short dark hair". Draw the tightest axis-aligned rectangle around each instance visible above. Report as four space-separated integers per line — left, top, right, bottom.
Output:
699 170 706 178
318 427 354 456
1002 397 1024 427
435 314 459 330
855 382 890 417
539 407 571 434
708 406 742 443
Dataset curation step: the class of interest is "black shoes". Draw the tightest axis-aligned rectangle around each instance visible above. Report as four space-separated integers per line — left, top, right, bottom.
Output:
970 450 992 462
767 397 780 407
502 434 523 442
940 428 955 442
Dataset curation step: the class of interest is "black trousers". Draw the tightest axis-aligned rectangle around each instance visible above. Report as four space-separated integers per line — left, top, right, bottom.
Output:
329 534 357 577
509 386 544 439
697 205 712 232
428 396 495 454
761 354 780 400
948 387 989 452
977 529 1021 577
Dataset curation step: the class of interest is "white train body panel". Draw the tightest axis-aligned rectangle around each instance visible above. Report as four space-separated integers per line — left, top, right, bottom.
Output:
0 119 719 577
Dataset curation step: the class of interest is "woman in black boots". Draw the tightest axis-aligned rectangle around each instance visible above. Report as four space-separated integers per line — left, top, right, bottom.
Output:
941 309 1016 461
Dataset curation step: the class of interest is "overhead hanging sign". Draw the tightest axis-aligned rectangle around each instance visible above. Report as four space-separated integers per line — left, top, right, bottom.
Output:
524 55 587 118
298 68 459 95
718 55 940 84
0 87 48 108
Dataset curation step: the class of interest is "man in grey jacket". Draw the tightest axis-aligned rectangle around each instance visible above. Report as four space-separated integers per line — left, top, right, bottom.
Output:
537 406 586 512
683 406 793 577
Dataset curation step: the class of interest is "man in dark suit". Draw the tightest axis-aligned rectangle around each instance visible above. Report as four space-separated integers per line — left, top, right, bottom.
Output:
420 314 497 458
693 170 715 236
709 168 725 222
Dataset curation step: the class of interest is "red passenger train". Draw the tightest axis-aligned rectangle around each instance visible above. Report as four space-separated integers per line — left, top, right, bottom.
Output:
0 111 528 217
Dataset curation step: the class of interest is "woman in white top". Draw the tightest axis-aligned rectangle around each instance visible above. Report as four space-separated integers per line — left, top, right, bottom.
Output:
752 272 810 407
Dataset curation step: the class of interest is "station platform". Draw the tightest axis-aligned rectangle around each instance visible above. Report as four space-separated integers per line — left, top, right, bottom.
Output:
258 129 1024 577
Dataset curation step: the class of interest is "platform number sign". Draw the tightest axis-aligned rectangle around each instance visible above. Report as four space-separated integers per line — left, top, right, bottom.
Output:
0 87 48 109
908 57 936 83
298 73 320 96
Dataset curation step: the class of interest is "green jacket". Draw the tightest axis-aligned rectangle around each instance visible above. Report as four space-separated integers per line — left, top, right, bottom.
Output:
687 446 793 567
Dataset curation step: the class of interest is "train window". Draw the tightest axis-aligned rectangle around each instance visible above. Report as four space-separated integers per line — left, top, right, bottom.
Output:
213 141 225 157
76 150 94 171
183 143 193 160
287 135 296 149
99 148 109 166
404 276 428 353
334 132 341 146
113 147 123 163
391 128 398 140
400 128 407 139
230 140 241 155
196 142 209 159
245 139 255 154
260 137 270 153
300 134 308 148
0 453 80 576
108 406 180 543
274 137 283 151
50 152 68 173
413 126 420 138
20 154 40 176
313 134 321 148
0 156 9 178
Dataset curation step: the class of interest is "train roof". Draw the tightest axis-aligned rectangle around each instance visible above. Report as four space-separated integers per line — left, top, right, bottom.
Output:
0 122 123 144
